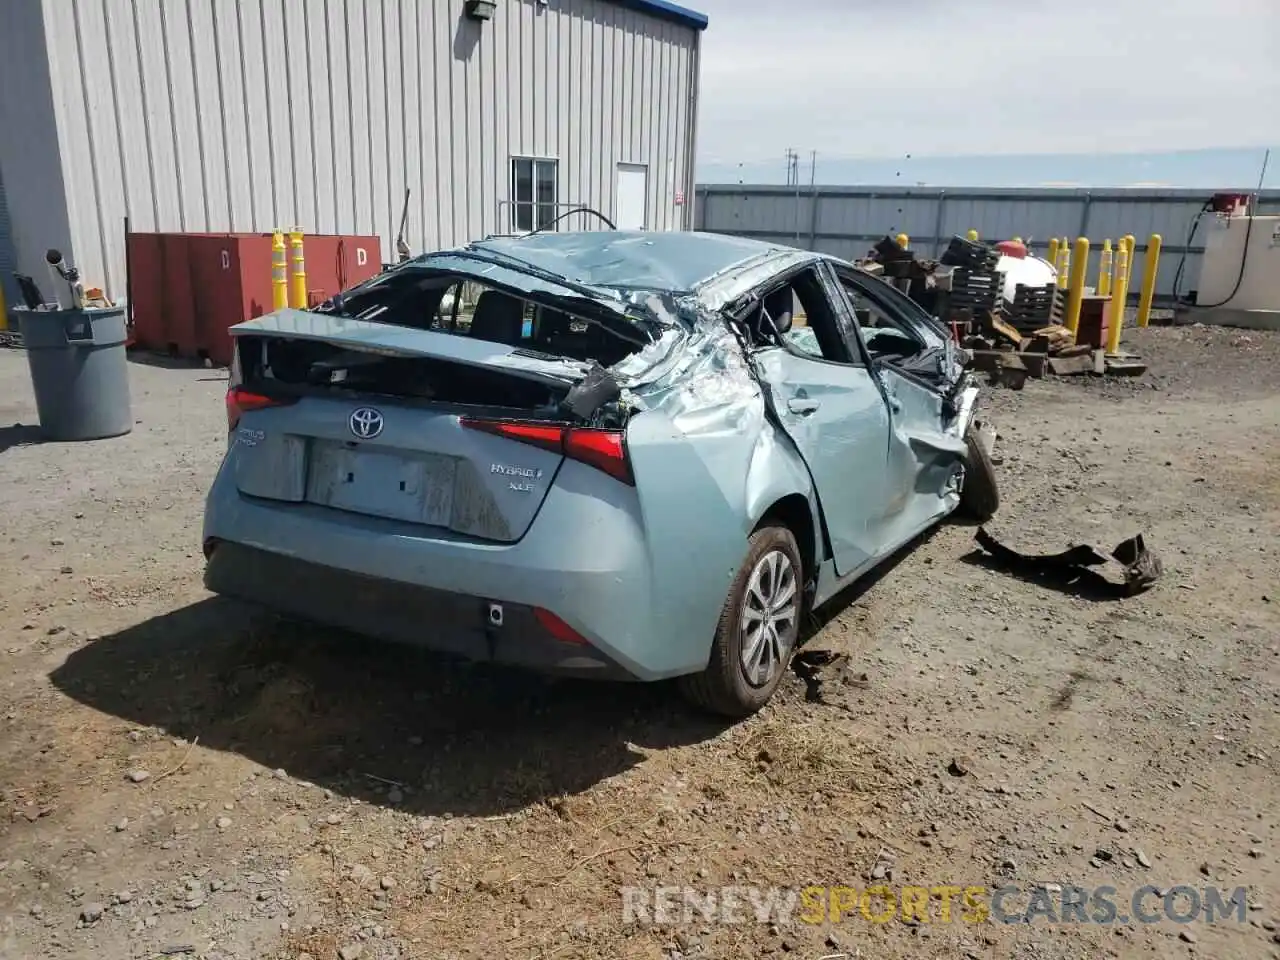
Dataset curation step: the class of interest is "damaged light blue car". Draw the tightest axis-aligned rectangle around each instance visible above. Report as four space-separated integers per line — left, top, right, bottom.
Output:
201 231 998 716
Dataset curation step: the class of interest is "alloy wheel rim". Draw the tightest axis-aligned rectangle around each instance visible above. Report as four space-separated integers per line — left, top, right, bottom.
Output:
739 549 798 687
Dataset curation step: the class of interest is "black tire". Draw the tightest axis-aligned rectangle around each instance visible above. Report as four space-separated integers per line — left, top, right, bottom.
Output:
959 423 1000 522
679 525 803 718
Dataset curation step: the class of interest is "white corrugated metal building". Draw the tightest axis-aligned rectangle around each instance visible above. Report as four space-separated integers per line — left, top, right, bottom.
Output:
0 0 707 304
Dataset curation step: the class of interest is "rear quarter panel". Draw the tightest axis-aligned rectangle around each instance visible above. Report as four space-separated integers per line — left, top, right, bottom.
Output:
626 400 819 674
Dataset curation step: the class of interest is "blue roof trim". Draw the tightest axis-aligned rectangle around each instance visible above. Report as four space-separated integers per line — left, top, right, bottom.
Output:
605 0 709 31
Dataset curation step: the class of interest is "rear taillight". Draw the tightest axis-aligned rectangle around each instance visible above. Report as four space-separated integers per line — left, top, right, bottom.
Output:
460 418 634 485
226 386 297 430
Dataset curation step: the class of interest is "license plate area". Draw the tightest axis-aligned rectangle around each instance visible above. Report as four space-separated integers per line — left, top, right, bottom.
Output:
306 440 457 526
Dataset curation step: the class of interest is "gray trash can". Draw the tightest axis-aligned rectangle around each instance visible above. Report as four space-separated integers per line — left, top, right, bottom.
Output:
20 306 132 441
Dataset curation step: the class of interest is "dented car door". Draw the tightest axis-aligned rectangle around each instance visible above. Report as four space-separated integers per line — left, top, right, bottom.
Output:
836 270 969 547
749 266 894 579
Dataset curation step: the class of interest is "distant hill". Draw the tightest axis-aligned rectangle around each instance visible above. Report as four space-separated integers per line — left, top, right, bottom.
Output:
697 146 1277 190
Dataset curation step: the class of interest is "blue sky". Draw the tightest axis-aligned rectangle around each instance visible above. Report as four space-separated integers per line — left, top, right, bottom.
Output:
689 0 1280 187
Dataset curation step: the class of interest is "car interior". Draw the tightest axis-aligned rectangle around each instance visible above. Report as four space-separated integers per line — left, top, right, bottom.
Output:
752 267 855 364
839 279 926 362
319 270 636 366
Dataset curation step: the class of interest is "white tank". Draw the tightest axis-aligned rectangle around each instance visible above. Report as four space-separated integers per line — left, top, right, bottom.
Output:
998 255 1058 304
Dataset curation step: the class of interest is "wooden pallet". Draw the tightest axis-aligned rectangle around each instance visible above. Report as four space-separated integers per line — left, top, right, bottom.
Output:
1008 283 1065 329
940 236 1001 272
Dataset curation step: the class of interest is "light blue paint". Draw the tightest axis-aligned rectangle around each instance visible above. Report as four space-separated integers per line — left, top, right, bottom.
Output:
204 231 980 703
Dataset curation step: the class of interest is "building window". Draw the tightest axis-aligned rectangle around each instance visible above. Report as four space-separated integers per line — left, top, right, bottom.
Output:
511 157 558 232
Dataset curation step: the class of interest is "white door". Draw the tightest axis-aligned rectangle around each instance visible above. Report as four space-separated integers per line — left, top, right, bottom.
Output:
615 164 648 230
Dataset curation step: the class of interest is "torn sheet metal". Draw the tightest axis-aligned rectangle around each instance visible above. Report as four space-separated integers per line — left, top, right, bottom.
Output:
973 527 1163 597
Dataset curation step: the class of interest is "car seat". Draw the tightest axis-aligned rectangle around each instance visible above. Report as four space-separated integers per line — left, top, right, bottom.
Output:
470 290 526 345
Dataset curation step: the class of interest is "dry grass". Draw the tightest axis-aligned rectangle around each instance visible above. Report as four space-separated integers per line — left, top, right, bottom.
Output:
734 714 883 795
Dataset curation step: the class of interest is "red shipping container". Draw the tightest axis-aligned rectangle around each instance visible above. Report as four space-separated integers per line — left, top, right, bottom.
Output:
191 233 381 366
125 233 164 351
186 234 269 367
303 234 382 305
339 234 382 291
127 231 219 355
160 235 199 357
127 231 382 366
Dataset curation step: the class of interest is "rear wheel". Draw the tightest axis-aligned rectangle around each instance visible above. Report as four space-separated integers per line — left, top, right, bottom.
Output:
679 525 803 718
959 423 999 521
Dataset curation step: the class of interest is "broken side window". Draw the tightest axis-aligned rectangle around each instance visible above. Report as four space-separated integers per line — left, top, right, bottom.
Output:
318 270 639 368
837 275 927 362
754 267 859 366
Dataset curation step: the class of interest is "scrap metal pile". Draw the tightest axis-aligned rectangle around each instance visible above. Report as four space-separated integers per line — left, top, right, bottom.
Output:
860 235 1146 388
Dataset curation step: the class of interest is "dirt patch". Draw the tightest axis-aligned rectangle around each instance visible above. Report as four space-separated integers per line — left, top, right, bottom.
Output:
1 332 1278 960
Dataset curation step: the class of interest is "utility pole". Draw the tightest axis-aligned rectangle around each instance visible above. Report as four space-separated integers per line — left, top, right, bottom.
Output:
784 149 799 186
784 149 802 243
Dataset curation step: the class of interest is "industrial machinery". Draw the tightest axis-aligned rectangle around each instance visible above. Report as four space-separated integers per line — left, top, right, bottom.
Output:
1194 193 1280 317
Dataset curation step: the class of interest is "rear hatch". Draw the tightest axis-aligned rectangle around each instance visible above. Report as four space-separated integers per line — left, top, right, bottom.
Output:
226 313 610 543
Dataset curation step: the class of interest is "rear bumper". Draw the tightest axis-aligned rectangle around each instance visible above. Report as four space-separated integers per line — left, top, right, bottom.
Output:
204 541 634 679
201 455 723 680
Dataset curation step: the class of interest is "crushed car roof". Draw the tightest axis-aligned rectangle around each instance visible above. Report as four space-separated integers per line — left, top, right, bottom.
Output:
466 231 797 295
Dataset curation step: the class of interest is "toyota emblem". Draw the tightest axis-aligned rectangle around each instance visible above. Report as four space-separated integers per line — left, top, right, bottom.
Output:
349 407 385 440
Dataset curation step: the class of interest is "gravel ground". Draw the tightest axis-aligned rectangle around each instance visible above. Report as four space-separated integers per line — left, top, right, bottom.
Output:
0 325 1278 960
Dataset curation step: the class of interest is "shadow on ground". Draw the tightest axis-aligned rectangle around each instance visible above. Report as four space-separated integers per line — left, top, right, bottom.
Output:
127 351 226 377
50 598 730 817
0 423 43 454
958 550 1128 601
803 523 941 641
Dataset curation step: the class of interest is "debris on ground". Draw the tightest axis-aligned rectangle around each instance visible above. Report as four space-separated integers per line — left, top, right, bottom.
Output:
971 527 1163 597
861 234 1148 383
790 649 849 702
0 329 1276 960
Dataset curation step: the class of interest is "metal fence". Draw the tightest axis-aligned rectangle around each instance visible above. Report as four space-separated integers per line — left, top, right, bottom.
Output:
694 185 1280 302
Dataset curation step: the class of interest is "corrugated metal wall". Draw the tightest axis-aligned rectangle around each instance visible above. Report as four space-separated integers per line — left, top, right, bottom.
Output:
0 166 16 309
695 185 1280 301
0 0 74 294
35 0 698 300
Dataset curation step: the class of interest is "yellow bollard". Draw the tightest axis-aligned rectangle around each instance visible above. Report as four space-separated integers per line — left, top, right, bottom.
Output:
1064 237 1089 334
966 229 979 242
1122 234 1136 289
288 228 307 309
1136 233 1162 328
271 231 289 311
0 278 8 332
895 233 909 250
1106 240 1131 354
1055 241 1070 289
1046 237 1060 268
1098 239 1113 297
1012 236 1023 244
